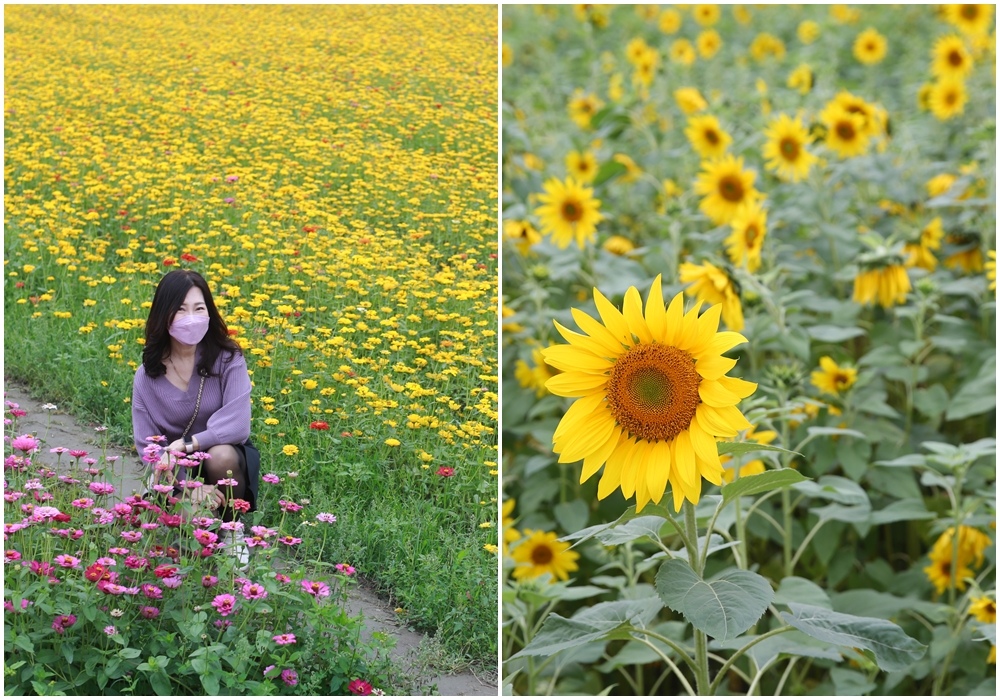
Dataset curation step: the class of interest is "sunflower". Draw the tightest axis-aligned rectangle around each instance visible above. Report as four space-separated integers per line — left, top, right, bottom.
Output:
810 356 858 396
541 277 756 512
503 219 542 256
626 37 651 65
925 551 975 595
692 4 720 26
721 424 777 483
511 529 580 582
613 153 642 183
725 201 767 273
679 261 745 331
932 34 975 78
502 304 524 334
944 4 995 36
853 27 888 64
928 77 968 120
697 29 723 59
694 155 761 226
943 233 984 272
749 33 786 61
831 4 861 24
659 8 682 34
829 91 883 138
924 525 992 594
670 38 697 66
674 87 707 114
903 217 944 270
927 172 959 198
820 105 871 159
970 596 997 624
501 499 520 555
568 90 605 130
632 48 659 89
762 114 817 182
685 115 731 159
987 250 997 291
535 177 603 249
787 63 815 95
852 262 911 308
797 20 820 44
566 149 598 183
515 346 555 398
917 82 934 111
502 43 513 68
602 235 636 256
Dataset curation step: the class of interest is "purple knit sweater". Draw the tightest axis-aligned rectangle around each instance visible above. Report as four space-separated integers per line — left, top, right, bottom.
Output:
131 346 252 457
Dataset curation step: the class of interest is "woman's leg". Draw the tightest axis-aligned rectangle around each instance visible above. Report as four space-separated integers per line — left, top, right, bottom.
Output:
201 444 247 520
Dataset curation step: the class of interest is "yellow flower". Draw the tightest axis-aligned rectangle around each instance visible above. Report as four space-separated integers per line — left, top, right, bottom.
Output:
924 525 992 593
693 154 761 226
502 304 525 334
932 34 975 78
725 201 767 273
659 8 682 34
749 33 786 61
511 530 580 582
721 424 777 483
853 263 911 309
503 220 542 256
662 178 681 198
970 596 997 624
566 149 598 183
904 218 945 271
811 357 858 396
928 76 968 120
384 438 400 447
602 235 636 256
787 64 814 95
502 42 512 68
608 72 625 102
541 277 755 511
797 20 820 44
502 498 520 555
515 346 555 398
927 173 959 198
732 5 752 25
821 105 871 159
854 27 888 64
626 37 651 65
986 250 996 291
685 114 731 159
631 48 659 90
692 4 720 26
696 29 723 59
830 4 861 24
483 543 499 555
762 113 817 182
568 89 604 130
282 444 299 456
944 4 995 36
670 38 697 66
674 87 707 115
535 177 603 249
679 261 745 332
943 234 984 272
613 153 642 183
301 379 318 390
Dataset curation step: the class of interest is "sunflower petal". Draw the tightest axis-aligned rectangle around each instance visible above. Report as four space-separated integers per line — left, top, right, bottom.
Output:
580 425 622 483
571 307 625 356
593 288 633 346
645 440 671 506
553 320 616 359
699 379 741 407
619 439 646 498
545 372 609 397
701 331 749 357
695 354 738 380
696 403 739 437
623 286 653 344
718 375 757 399
542 344 613 372
686 303 723 353
599 436 634 500
645 275 668 342
689 421 722 471
662 292 686 346
553 393 605 442
557 411 616 463
672 431 698 489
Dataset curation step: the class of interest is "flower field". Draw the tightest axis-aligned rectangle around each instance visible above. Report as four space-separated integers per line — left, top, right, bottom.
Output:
3 2 498 674
502 4 995 696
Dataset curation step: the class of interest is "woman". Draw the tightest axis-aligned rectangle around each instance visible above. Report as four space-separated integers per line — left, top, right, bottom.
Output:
132 269 259 530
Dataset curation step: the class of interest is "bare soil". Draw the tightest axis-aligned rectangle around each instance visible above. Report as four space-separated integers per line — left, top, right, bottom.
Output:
3 380 497 696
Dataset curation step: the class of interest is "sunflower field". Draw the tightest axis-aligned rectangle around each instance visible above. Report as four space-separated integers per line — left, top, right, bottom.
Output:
3 4 498 667
502 4 995 696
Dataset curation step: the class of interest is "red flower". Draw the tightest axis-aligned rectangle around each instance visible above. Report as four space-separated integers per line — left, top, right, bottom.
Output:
158 513 183 528
302 225 319 233
436 466 455 478
180 253 199 262
163 258 176 267
310 421 329 431
341 432 352 437
153 564 178 579
348 679 373 696
84 563 108 582
231 499 251 514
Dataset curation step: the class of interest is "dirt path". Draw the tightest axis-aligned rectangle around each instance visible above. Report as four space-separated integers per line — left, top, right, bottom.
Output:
3 380 497 696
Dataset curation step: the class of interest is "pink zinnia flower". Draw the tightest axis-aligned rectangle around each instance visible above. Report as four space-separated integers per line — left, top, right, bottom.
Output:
121 531 143 542
104 625 117 636
281 669 298 687
54 555 81 569
193 529 218 546
436 466 455 478
272 633 296 645
278 499 302 512
212 593 237 616
71 498 95 509
300 580 331 598
141 584 163 599
335 563 356 576
241 582 268 600
69 450 88 459
348 679 374 695
202 575 219 588
88 482 115 496
108 547 129 556
162 576 183 589
216 477 239 487
4 550 22 563
11 435 40 454
316 512 337 523
51 614 77 634
262 473 280 484
279 536 302 546
139 606 160 619
275 573 290 584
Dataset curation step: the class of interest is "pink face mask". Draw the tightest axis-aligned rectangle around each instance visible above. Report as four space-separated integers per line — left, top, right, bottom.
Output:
169 315 209 345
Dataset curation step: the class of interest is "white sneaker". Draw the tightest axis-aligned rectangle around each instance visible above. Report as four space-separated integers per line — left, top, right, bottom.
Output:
222 530 250 570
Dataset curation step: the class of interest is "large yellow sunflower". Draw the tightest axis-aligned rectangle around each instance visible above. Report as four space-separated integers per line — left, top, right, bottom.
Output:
670 38 697 66
762 114 817 182
541 277 756 512
685 114 731 159
932 34 975 79
511 529 580 582
944 4 995 36
970 596 997 624
535 177 603 249
829 92 883 139
853 27 888 64
693 155 761 225
679 261 745 331
928 77 968 120
725 201 767 273
821 104 872 159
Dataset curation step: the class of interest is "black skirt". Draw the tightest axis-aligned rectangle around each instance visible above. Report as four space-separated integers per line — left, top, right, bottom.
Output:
232 440 261 512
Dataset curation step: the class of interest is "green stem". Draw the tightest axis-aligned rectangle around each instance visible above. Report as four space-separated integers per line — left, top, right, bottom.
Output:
634 637 697 696
684 503 711 696
708 625 795 695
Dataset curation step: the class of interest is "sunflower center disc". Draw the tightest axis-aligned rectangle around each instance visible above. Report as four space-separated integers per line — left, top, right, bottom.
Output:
562 200 582 222
745 225 759 246
606 344 701 442
531 544 554 565
780 137 799 159
949 50 963 66
706 129 719 145
719 176 744 203
836 122 855 140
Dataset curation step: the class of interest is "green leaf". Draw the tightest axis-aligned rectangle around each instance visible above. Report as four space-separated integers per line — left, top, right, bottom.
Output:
874 454 927 468
119 648 142 659
712 631 843 670
151 672 173 696
946 358 996 420
554 499 590 536
592 159 627 187
201 673 220 696
867 498 934 526
721 469 809 503
782 603 927 672
831 668 877 696
13 635 34 654
717 442 802 459
774 576 833 610
808 325 866 343
655 560 773 641
512 598 663 658
793 476 869 506
594 515 668 546
806 426 867 440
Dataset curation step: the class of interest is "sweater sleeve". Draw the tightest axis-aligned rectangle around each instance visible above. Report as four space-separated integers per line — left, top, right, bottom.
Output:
192 351 252 449
132 368 159 457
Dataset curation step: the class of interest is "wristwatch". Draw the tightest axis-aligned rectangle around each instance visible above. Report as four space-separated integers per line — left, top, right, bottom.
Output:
185 441 194 454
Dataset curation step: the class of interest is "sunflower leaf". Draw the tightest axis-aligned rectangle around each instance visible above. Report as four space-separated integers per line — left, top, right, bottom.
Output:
717 442 802 458
781 603 927 672
721 468 809 503
655 560 774 641
511 598 664 658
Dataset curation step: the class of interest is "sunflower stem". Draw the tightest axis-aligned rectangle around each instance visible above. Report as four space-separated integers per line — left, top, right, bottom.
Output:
683 502 711 695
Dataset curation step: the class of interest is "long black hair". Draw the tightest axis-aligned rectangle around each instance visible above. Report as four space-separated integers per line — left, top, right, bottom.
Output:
142 270 241 378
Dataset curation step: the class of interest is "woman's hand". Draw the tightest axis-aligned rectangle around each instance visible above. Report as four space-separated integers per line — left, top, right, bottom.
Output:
189 485 225 511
